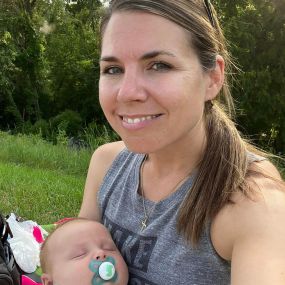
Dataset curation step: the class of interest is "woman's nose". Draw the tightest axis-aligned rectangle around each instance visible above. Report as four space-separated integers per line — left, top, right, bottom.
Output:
117 71 147 102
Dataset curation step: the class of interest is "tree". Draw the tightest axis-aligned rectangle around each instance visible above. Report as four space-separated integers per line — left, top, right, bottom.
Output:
0 30 23 128
215 0 285 153
0 0 45 124
1 0 284 153
41 0 104 123
0 0 104 131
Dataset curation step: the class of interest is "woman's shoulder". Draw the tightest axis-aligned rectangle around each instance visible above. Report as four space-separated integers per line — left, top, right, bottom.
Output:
93 140 126 158
222 161 285 283
232 159 284 222
211 159 285 261
248 157 282 179
91 140 126 168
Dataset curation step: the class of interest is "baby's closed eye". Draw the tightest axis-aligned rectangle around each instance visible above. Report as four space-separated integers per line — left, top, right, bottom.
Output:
69 249 88 259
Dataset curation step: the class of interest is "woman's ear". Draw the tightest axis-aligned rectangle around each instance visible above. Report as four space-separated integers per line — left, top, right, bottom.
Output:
41 273 53 285
205 55 225 101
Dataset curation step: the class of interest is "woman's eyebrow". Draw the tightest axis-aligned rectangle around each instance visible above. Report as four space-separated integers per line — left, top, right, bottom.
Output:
141 50 176 60
100 56 118 62
100 50 176 62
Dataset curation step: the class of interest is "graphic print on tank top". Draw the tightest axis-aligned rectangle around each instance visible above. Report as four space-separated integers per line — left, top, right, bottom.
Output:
98 149 241 285
104 216 158 285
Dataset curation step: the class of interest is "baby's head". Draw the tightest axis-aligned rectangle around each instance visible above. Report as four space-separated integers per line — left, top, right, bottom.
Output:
40 218 128 285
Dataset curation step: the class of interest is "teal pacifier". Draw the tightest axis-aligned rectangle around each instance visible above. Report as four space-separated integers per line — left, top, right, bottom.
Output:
89 256 118 284
98 261 115 280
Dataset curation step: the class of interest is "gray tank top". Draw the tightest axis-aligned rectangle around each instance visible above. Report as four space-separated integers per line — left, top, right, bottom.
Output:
98 149 233 285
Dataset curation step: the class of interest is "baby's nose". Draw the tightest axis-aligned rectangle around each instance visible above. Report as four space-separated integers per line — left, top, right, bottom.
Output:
93 250 107 261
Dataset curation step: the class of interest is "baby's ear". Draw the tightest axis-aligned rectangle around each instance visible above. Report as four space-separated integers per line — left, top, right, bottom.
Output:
41 273 53 285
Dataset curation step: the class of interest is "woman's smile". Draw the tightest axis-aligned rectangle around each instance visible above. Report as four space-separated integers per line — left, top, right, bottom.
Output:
119 114 163 130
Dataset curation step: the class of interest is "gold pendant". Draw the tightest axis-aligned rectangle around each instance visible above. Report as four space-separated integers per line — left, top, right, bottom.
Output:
141 218 147 232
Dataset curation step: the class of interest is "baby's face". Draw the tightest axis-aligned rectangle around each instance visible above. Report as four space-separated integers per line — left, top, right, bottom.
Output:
47 220 128 285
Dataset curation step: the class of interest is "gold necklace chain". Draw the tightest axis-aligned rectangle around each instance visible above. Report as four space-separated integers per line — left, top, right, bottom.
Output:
139 155 192 232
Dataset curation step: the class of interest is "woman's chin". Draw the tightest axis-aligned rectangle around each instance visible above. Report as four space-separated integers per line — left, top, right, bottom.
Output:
122 137 159 154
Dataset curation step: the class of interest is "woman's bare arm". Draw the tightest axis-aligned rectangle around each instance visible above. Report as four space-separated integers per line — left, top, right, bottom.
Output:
78 141 125 220
231 161 285 284
212 160 285 284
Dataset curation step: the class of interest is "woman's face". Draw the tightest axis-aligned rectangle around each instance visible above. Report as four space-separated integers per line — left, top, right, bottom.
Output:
99 11 222 153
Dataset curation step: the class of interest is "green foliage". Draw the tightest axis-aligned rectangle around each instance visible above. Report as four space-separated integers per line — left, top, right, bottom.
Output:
39 0 103 123
213 0 285 153
0 0 104 133
0 30 23 128
50 110 82 137
32 119 50 138
0 0 285 154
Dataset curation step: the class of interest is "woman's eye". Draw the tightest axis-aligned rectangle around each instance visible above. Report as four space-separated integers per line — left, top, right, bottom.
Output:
150 62 172 71
102 66 123 75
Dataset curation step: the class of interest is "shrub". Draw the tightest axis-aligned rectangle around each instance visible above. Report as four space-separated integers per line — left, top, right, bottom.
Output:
50 110 82 137
81 122 119 150
32 119 50 139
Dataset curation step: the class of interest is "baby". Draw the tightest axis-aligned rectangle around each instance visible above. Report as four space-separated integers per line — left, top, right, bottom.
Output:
40 218 128 285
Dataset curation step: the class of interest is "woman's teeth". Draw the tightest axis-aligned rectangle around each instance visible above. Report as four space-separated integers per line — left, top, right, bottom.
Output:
123 115 158 124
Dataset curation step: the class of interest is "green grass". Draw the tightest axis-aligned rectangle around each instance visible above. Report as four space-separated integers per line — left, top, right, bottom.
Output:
0 131 92 177
0 131 283 224
0 132 95 224
0 162 84 223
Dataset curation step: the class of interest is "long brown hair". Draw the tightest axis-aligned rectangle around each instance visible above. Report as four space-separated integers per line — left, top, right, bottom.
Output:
99 0 270 245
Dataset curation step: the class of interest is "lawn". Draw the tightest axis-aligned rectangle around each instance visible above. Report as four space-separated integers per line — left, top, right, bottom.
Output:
0 131 283 224
0 132 93 224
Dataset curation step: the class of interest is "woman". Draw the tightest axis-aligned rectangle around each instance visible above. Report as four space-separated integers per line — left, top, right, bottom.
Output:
79 1 285 284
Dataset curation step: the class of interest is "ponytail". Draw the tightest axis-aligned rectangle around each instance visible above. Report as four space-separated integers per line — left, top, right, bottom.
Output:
177 104 248 245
